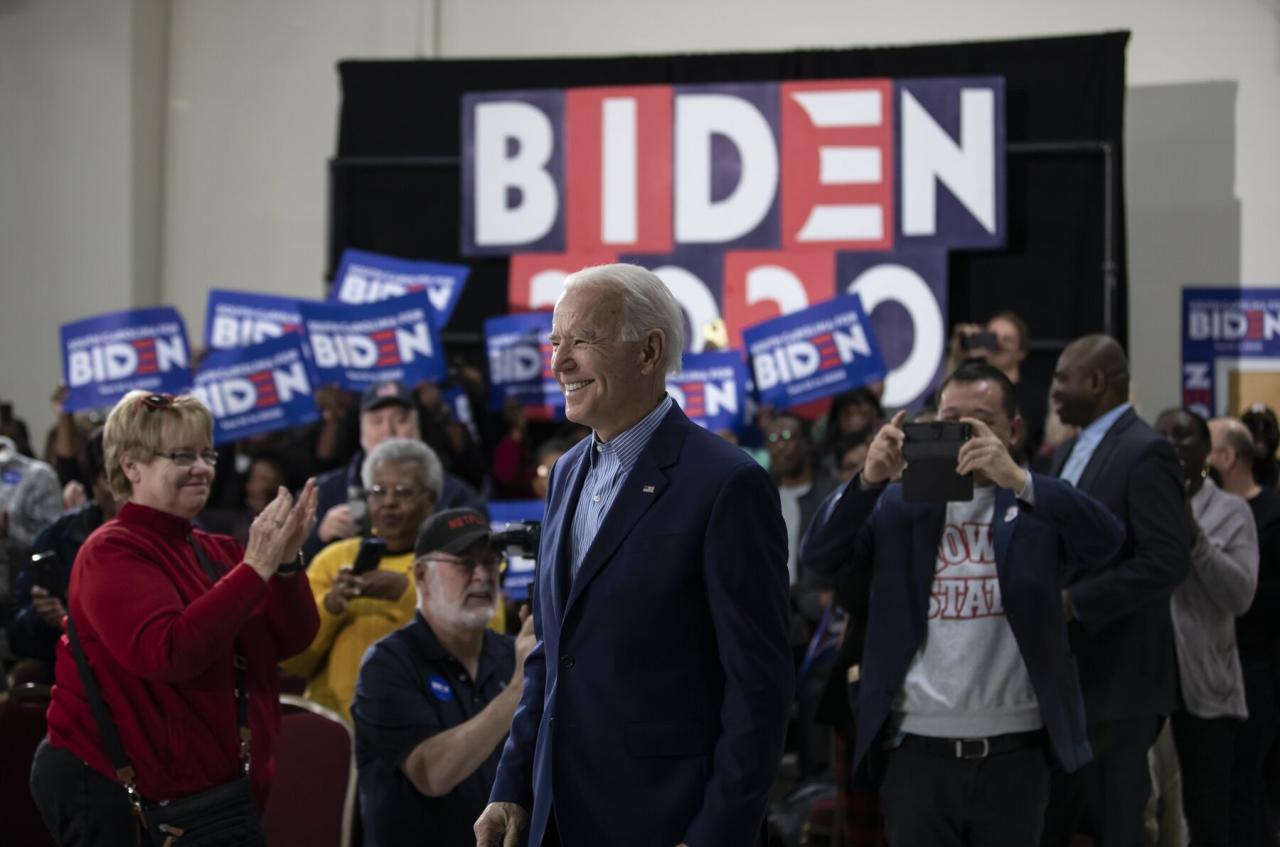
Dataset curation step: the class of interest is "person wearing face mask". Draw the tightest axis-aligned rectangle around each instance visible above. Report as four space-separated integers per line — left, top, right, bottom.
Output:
30 391 319 846
352 508 536 847
282 437 443 722
1154 407 1258 847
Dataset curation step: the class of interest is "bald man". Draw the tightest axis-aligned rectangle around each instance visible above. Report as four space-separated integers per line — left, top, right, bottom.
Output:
1041 335 1190 847
1210 416 1280 846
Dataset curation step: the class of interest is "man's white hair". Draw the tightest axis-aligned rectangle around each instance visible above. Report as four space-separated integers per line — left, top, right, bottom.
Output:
361 437 443 501
561 263 685 375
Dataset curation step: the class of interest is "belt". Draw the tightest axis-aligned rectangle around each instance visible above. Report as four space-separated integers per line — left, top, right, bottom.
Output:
901 730 1044 760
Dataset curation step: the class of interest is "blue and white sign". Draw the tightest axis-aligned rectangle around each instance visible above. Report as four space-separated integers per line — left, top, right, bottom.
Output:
332 249 470 330
667 351 749 432
192 335 320 444
1181 287 1280 417
60 307 192 412
485 313 563 419
300 293 444 390
743 294 886 409
490 499 546 603
204 290 308 350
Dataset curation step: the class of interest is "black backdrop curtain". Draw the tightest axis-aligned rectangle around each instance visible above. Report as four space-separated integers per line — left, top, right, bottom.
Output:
330 31 1129 389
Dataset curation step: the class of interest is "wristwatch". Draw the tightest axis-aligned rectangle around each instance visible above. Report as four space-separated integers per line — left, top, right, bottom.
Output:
276 551 305 576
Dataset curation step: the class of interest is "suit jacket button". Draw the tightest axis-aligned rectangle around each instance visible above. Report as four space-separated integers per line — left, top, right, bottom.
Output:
561 654 575 669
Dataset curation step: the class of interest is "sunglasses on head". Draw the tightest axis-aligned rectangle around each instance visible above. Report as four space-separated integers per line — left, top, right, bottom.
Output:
137 393 176 410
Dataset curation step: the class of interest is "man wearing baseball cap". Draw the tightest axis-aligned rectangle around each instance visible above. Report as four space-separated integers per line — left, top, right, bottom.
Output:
302 380 487 561
351 508 535 847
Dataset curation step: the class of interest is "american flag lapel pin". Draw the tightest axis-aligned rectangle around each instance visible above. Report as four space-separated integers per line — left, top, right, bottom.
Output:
642 484 656 494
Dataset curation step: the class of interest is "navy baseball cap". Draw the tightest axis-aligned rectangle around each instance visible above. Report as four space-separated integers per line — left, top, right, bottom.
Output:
415 508 491 557
360 380 414 413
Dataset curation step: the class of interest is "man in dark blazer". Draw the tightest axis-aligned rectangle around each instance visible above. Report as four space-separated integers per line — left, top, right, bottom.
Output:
802 361 1125 846
1040 334 1190 847
475 264 793 847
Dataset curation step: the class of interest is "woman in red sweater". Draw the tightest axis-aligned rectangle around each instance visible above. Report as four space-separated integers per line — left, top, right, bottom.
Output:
30 391 320 846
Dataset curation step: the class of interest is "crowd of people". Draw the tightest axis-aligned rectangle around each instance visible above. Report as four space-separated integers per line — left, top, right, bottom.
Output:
2 267 1280 846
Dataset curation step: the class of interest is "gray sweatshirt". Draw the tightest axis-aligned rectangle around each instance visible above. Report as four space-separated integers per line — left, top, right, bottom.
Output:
1174 477 1258 719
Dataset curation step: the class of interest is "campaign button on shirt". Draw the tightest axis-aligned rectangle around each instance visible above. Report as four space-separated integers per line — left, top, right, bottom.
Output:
428 674 453 701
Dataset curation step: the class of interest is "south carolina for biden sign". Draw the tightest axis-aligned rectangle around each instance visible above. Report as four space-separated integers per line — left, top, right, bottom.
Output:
462 76 1005 409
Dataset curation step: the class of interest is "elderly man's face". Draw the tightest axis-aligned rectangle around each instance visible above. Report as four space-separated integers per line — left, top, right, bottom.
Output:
550 285 656 440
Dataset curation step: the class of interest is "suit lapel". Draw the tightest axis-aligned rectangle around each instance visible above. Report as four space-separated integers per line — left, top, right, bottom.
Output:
1076 409 1133 493
992 488 1017 581
551 447 592 621
562 407 685 619
1050 437 1076 478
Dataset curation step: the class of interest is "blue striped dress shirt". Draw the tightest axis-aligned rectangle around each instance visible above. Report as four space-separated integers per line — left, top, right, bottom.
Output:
569 395 674 579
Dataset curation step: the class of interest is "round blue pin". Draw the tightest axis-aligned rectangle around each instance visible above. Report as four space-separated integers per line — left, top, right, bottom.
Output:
428 674 454 702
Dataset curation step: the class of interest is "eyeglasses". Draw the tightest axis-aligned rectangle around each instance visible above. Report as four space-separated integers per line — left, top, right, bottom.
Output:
768 429 798 444
156 449 218 467
366 484 426 504
425 552 504 572
137 393 176 410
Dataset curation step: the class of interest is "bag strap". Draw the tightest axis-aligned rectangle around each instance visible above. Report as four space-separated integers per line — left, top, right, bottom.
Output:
188 535 252 776
65 613 146 822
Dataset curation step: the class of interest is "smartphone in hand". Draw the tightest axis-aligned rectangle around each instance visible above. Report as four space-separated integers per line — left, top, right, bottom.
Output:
350 538 388 575
902 421 974 503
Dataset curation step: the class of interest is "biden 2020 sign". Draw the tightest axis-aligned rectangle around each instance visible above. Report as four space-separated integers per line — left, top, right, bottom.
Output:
463 76 1004 410
60 307 192 412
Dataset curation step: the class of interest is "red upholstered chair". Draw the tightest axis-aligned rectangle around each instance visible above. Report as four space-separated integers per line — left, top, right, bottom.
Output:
0 682 56 847
263 694 356 847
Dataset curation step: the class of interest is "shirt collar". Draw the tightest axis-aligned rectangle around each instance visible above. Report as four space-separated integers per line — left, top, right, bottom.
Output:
1079 401 1131 447
117 501 194 539
410 611 512 675
590 394 673 470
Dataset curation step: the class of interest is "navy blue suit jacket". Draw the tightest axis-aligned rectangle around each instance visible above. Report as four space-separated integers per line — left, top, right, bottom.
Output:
490 404 793 847
803 473 1125 775
1050 407 1190 721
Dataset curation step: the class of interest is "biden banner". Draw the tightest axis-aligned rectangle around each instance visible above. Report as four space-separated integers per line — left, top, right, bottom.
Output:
667 350 749 433
743 293 886 409
485 312 562 419
1181 287 1280 417
193 334 320 444
300 293 444 390
205 289 308 350
61 307 192 412
331 248 471 330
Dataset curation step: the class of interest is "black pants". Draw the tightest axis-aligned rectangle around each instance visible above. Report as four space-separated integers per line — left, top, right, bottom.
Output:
29 738 137 847
1040 716 1159 847
1232 659 1280 847
1172 710 1240 847
878 735 1051 846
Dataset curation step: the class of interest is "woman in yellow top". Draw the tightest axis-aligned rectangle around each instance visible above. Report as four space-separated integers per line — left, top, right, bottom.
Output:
282 437 441 721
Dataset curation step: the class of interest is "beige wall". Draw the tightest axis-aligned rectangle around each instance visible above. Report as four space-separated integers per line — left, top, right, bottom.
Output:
3 0 1278 434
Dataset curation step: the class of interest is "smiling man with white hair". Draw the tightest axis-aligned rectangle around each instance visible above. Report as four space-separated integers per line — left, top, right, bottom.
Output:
476 263 793 847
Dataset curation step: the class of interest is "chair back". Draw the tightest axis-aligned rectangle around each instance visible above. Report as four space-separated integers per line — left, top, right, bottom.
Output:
263 694 356 847
0 683 56 847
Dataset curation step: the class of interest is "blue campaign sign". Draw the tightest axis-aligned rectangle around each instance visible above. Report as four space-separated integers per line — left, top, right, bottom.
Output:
60 307 192 412
192 334 321 444
204 289 308 350
300 292 445 390
742 293 886 409
667 351 749 432
489 499 546 602
485 313 564 420
1181 287 1280 417
331 249 471 330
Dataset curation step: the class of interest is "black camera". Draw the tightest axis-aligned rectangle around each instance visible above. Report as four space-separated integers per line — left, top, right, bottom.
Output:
490 521 542 559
